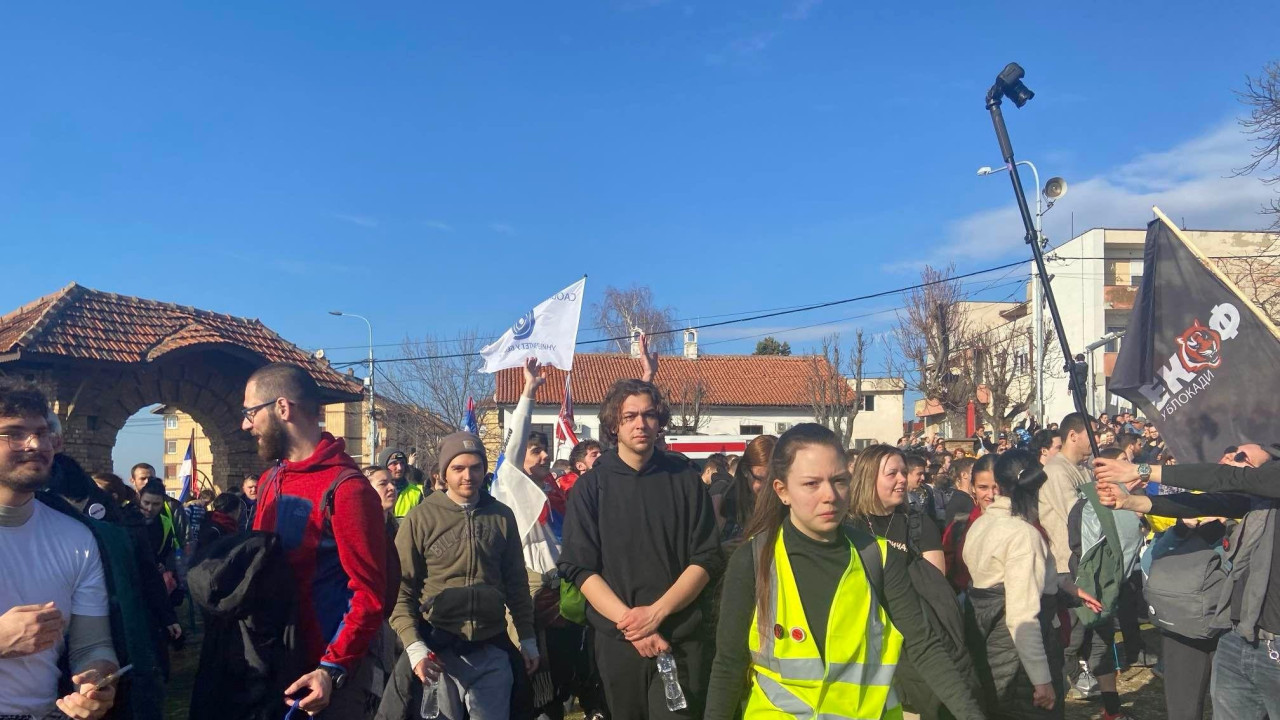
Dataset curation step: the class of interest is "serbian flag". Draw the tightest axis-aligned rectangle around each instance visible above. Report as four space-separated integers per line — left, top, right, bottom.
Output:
177 430 197 502
555 373 579 448
464 396 479 436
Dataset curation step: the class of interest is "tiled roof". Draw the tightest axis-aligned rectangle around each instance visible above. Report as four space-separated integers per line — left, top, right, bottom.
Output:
0 283 361 399
495 353 840 407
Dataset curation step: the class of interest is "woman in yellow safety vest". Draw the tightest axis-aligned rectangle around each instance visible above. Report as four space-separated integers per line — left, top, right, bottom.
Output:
705 423 986 720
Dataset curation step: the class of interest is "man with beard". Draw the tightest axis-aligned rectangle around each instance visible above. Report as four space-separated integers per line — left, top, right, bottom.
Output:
0 380 119 719
243 363 387 716
559 378 722 720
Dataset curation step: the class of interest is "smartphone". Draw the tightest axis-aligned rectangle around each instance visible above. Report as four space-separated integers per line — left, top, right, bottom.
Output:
89 664 133 692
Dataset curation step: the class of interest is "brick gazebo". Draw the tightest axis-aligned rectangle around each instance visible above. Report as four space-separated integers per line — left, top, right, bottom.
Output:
0 283 361 488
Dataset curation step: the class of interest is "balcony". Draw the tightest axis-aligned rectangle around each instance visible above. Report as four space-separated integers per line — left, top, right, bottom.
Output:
1104 285 1138 311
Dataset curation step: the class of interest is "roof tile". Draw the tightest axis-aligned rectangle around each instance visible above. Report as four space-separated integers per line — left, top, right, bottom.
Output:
495 353 839 407
0 283 360 397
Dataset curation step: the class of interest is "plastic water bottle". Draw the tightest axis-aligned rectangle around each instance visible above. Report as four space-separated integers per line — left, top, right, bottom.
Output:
656 651 687 711
420 652 441 719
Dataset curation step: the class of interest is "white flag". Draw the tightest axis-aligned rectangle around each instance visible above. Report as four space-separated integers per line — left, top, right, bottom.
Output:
480 277 586 373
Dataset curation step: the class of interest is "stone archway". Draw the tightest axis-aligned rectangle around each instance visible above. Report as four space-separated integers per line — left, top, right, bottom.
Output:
0 284 362 487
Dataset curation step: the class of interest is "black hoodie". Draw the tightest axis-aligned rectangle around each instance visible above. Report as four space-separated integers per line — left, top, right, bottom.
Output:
558 449 724 642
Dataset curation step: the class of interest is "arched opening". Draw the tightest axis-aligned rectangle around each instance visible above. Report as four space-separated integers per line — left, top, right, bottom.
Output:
112 404 233 497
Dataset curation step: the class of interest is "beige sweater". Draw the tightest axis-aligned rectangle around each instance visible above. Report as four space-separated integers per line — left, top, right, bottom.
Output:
1038 452 1089 575
964 497 1057 686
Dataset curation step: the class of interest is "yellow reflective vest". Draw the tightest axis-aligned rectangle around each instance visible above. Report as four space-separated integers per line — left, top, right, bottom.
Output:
393 483 424 519
746 530 904 720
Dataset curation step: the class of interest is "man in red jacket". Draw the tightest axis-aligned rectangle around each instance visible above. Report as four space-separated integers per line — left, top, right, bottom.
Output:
242 363 387 716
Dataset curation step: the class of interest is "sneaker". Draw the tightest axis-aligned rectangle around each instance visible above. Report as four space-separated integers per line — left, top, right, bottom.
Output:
1070 666 1100 700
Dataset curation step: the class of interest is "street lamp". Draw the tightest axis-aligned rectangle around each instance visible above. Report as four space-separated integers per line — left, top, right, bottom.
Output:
329 310 377 461
977 160 1068 428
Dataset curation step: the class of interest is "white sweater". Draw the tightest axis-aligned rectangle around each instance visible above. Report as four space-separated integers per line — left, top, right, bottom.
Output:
963 497 1057 686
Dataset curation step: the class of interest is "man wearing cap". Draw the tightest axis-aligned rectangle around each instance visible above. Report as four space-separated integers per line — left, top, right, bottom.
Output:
383 430 539 720
382 448 426 519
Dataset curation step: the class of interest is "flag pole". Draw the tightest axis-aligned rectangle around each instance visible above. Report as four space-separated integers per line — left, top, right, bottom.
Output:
985 63 1100 456
1150 206 1280 342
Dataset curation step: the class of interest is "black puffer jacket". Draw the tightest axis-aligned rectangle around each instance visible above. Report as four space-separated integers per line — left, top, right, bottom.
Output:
966 587 1064 719
188 532 302 720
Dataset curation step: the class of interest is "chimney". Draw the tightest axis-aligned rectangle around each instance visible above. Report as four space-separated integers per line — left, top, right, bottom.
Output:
629 328 643 358
683 328 699 360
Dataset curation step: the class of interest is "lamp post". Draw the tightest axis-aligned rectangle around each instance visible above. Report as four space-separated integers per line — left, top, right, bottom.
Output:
978 161 1046 427
329 311 377 462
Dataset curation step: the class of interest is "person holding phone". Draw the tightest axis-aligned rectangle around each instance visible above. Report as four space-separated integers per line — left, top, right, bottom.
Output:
0 380 118 719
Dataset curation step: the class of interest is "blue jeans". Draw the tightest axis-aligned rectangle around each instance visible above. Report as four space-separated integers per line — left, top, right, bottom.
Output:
1212 631 1280 719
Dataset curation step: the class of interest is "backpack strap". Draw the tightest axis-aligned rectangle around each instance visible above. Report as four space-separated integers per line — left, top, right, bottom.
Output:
321 467 367 539
844 525 886 604
905 508 924 557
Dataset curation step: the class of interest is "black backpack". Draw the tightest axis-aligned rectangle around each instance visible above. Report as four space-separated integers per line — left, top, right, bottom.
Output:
1144 522 1229 640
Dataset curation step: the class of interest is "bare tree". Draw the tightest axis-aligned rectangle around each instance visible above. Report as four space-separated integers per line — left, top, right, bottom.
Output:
592 285 678 354
1218 234 1280 326
670 378 711 435
378 329 494 458
888 265 978 434
976 319 1033 429
1237 61 1280 225
806 330 871 447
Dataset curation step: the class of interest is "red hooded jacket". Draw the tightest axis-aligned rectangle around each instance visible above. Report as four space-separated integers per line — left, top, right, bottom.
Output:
252 433 387 672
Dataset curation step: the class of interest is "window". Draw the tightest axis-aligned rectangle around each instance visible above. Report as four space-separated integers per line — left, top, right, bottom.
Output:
164 415 178 430
1013 350 1030 374
1130 259 1144 280
853 438 874 450
165 440 178 455
1105 326 1126 353
859 395 876 412
739 425 764 436
164 464 179 480
531 423 553 441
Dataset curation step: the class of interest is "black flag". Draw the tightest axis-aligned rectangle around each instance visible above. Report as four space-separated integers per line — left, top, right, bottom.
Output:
1110 209 1280 463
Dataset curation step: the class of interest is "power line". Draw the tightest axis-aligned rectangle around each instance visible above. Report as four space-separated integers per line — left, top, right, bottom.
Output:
339 260 1029 367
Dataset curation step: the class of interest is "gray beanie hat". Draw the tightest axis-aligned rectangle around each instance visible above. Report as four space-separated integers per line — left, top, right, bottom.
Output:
438 432 487 477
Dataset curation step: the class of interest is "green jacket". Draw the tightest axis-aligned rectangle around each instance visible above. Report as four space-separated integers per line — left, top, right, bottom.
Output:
390 490 535 649
39 494 164 720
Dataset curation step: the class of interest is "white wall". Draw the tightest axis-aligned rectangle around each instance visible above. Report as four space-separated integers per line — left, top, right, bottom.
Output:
1041 228 1106 424
502 395 906 456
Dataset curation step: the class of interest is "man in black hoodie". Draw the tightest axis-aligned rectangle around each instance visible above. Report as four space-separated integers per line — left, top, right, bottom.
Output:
558 378 723 720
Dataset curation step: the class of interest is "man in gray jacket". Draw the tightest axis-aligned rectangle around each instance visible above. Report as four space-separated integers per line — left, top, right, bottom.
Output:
381 431 539 720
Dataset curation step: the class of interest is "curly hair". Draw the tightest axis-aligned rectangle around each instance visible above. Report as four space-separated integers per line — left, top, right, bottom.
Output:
597 379 670 446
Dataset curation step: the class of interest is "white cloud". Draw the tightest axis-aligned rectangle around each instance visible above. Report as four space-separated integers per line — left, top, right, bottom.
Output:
424 220 453 232
784 0 823 20
490 222 516 235
705 32 776 65
333 213 379 229
928 121 1275 270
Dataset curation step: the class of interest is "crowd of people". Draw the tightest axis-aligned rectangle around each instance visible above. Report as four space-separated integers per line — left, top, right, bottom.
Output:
3 348 1279 720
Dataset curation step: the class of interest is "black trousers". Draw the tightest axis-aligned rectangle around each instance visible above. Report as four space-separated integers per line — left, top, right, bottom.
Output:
1161 631 1218 720
593 632 709 720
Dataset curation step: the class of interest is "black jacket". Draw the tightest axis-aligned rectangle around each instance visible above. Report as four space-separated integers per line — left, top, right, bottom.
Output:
558 449 723 642
188 532 302 720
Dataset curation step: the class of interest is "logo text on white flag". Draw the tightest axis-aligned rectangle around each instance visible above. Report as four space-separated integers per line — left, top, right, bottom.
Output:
480 277 586 373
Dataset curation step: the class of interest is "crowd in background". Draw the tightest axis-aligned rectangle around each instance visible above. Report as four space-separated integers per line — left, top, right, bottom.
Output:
5 350 1280 720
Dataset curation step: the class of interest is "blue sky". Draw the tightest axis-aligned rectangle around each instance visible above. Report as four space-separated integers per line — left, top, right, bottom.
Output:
0 1 1273 472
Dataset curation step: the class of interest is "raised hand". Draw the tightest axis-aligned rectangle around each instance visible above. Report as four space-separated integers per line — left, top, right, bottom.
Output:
639 332 659 383
523 356 548 398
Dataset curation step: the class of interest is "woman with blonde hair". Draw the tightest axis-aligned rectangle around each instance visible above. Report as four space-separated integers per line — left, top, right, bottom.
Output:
848 444 946 574
705 424 985 720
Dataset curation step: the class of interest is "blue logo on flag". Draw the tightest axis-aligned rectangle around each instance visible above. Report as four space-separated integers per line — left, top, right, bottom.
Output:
511 311 535 340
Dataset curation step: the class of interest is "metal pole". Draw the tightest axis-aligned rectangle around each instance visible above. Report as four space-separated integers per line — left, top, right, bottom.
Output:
985 76 1099 457
1029 163 1046 428
330 311 378 462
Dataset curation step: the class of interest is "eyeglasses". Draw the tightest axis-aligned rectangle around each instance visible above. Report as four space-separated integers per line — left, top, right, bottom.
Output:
0 430 54 451
241 399 280 421
1233 451 1251 464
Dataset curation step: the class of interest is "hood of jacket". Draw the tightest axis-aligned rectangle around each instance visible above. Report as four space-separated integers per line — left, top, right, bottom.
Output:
284 433 360 476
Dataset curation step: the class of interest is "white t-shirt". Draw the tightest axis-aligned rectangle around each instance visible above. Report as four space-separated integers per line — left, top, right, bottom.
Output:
0 501 110 715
